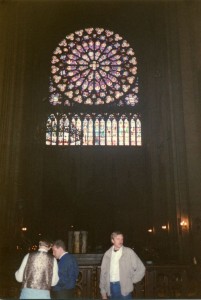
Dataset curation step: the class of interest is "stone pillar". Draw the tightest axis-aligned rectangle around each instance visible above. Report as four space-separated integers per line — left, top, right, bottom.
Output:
81 231 88 253
74 231 80 253
68 231 74 253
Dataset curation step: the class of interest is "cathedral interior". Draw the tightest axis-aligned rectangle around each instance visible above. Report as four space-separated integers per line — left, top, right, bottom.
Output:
1 0 201 298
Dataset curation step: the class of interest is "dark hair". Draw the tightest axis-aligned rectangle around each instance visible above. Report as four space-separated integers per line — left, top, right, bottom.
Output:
52 239 66 250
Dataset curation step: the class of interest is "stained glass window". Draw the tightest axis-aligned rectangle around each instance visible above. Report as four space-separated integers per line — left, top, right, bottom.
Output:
46 27 142 146
46 113 141 146
49 28 138 107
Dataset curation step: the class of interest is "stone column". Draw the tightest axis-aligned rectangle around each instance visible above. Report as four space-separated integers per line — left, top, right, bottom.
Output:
68 231 74 253
74 231 80 253
81 231 88 253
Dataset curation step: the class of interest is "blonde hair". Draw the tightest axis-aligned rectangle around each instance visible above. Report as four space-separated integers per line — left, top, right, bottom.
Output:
39 239 52 248
111 231 123 240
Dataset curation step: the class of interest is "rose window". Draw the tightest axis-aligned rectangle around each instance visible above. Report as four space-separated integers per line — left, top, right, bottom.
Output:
49 27 139 107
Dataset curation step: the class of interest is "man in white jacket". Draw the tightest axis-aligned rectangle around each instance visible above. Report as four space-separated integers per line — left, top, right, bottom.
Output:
100 231 145 299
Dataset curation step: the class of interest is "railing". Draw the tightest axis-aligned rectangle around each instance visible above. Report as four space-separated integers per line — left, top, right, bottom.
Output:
1 264 201 299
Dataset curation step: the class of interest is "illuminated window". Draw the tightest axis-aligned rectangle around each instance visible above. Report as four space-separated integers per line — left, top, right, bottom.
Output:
46 113 141 146
46 28 142 146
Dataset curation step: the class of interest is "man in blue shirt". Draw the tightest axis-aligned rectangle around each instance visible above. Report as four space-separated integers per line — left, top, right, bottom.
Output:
51 239 79 299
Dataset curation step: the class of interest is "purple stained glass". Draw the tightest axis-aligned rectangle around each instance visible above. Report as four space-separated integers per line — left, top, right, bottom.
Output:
50 27 138 106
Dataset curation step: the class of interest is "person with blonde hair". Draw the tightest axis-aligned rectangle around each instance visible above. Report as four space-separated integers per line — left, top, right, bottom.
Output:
15 239 59 299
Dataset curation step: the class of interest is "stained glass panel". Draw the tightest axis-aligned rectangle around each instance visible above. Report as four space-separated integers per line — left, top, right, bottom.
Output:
119 119 124 146
106 119 112 145
130 119 136 146
83 115 93 146
100 118 105 145
88 118 93 145
46 113 141 146
124 118 129 146
58 115 70 145
46 114 57 145
95 118 100 145
136 119 142 146
83 118 88 146
112 119 117 146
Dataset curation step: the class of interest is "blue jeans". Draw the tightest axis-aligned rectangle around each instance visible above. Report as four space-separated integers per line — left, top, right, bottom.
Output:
20 288 51 299
110 282 132 299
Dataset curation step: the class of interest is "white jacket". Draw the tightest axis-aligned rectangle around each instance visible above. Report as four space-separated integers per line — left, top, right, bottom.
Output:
99 246 145 297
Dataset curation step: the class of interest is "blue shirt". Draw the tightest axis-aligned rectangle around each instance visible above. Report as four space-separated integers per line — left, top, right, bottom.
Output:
52 253 79 291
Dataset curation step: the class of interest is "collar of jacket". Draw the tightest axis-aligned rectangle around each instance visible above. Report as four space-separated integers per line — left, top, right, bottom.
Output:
106 245 125 257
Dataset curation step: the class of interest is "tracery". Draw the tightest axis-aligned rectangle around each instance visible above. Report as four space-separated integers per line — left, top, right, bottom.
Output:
46 28 142 146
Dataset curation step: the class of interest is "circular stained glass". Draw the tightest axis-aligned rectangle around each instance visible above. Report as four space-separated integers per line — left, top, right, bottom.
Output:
50 28 138 106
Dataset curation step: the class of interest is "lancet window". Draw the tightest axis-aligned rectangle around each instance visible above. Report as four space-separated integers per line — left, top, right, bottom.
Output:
46 113 141 146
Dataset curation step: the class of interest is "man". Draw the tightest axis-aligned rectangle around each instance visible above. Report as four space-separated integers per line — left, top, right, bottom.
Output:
15 239 59 299
100 231 145 299
51 239 79 299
